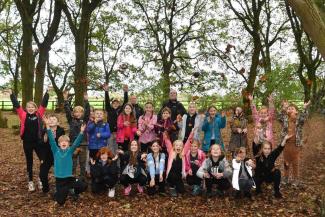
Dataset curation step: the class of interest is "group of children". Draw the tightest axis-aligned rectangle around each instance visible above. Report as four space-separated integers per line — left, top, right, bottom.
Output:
9 86 310 205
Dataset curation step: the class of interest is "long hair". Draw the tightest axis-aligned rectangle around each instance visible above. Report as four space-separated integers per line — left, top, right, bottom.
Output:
173 140 184 159
255 140 272 161
122 103 136 127
129 140 140 166
142 101 154 120
208 144 225 159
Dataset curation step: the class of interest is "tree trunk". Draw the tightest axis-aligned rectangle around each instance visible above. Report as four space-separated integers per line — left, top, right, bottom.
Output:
34 47 48 105
54 90 64 112
288 0 325 59
20 22 35 107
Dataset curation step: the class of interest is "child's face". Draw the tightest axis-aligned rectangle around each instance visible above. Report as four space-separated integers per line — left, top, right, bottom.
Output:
112 101 120 109
235 107 242 116
287 106 298 117
151 142 160 153
49 117 59 127
262 144 271 156
145 104 153 114
237 150 246 160
188 104 196 115
210 145 221 158
256 122 262 130
100 153 108 162
124 105 132 115
162 111 170 120
190 143 199 154
130 141 138 152
26 103 36 114
174 141 183 154
59 140 69 150
209 107 217 117
95 110 104 121
73 110 83 119
259 108 268 119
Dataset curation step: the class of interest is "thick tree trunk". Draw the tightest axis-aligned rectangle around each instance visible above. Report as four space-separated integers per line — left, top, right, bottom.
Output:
34 47 48 105
288 0 325 59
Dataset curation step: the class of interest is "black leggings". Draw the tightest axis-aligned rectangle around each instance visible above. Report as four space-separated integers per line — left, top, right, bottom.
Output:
39 146 53 192
23 140 42 181
120 174 147 187
91 176 118 193
147 174 165 195
254 169 281 193
55 177 87 205
167 171 184 193
186 174 202 186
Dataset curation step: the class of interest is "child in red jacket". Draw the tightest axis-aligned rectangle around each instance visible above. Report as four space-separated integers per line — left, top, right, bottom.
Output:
10 89 49 191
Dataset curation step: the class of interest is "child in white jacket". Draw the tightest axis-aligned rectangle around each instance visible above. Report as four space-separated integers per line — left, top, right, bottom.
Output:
232 147 255 199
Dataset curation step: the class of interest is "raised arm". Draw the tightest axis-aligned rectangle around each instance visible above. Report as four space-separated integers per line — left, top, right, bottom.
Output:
248 94 258 122
268 95 275 121
217 112 226 129
83 93 90 123
163 132 173 154
38 91 49 117
70 124 85 150
183 130 195 155
63 91 73 123
10 92 24 120
122 84 128 107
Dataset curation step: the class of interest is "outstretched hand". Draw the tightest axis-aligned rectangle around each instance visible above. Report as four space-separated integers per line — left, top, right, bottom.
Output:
102 83 109 91
63 90 69 100
80 123 86 133
123 84 128 92
303 100 311 109
43 116 50 129
247 94 253 102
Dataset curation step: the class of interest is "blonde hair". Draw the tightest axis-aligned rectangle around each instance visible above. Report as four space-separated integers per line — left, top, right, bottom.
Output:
173 140 184 159
58 135 70 144
26 101 38 110
73 106 84 114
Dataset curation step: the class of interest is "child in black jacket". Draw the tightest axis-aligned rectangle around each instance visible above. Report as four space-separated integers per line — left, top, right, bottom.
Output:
39 114 65 193
90 147 118 198
253 134 292 198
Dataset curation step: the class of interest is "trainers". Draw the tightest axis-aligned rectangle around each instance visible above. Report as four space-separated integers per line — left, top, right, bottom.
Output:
124 185 132 196
282 177 289 185
108 188 115 198
137 184 144 194
192 185 201 196
38 179 43 190
169 187 177 197
28 181 35 192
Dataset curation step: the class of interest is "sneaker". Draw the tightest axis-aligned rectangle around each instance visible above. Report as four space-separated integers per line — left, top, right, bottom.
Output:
274 191 283 199
28 181 35 192
282 177 289 185
192 185 201 196
137 184 144 194
69 188 79 201
169 187 177 197
108 188 115 198
38 179 43 190
124 185 132 196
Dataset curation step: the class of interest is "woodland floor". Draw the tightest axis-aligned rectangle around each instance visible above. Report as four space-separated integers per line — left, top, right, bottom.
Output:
0 112 324 217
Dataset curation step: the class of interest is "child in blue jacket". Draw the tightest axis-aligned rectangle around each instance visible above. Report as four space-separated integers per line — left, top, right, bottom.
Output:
201 106 226 152
43 116 87 205
87 109 111 159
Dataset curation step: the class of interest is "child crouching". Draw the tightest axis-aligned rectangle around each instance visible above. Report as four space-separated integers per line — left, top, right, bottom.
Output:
90 147 118 198
43 116 87 205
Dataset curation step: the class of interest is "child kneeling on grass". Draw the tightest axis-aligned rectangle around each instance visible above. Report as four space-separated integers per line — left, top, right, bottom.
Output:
43 116 88 205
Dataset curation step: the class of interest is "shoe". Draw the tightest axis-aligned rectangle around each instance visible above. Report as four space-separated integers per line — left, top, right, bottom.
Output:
124 185 132 196
170 187 177 197
274 191 283 199
282 177 289 185
192 185 201 196
69 188 79 201
108 188 115 198
38 179 43 190
28 181 35 192
137 184 144 194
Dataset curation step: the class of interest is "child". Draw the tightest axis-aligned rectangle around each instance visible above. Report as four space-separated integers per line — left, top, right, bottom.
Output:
178 102 203 143
137 102 157 153
155 107 178 151
197 144 232 197
146 140 166 195
40 114 65 193
163 131 193 197
228 107 248 157
253 135 292 198
117 103 138 152
185 138 206 196
63 91 90 180
43 116 88 205
90 147 118 198
119 140 147 196
278 100 310 186
87 109 111 159
201 106 226 152
10 90 49 191
103 84 128 154
232 147 255 199
248 94 275 148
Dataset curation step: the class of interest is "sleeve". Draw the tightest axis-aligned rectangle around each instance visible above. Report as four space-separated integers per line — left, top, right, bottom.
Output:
277 110 286 124
252 142 261 156
10 93 20 109
250 101 259 123
196 159 208 179
230 118 238 133
83 100 90 123
222 159 233 179
183 130 194 154
90 163 102 178
71 133 84 150
270 145 284 161
86 121 96 133
100 124 111 139
105 91 112 113
147 154 155 179
138 117 145 132
268 99 275 121
47 129 59 153
40 91 49 108
217 115 226 129
148 115 157 130
201 118 209 132
64 100 73 123
122 91 128 107
117 115 124 129
298 108 308 125
159 153 166 176
164 135 173 155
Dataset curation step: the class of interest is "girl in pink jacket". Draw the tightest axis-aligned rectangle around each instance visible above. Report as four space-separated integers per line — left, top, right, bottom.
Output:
163 130 193 197
137 102 157 153
248 94 275 149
